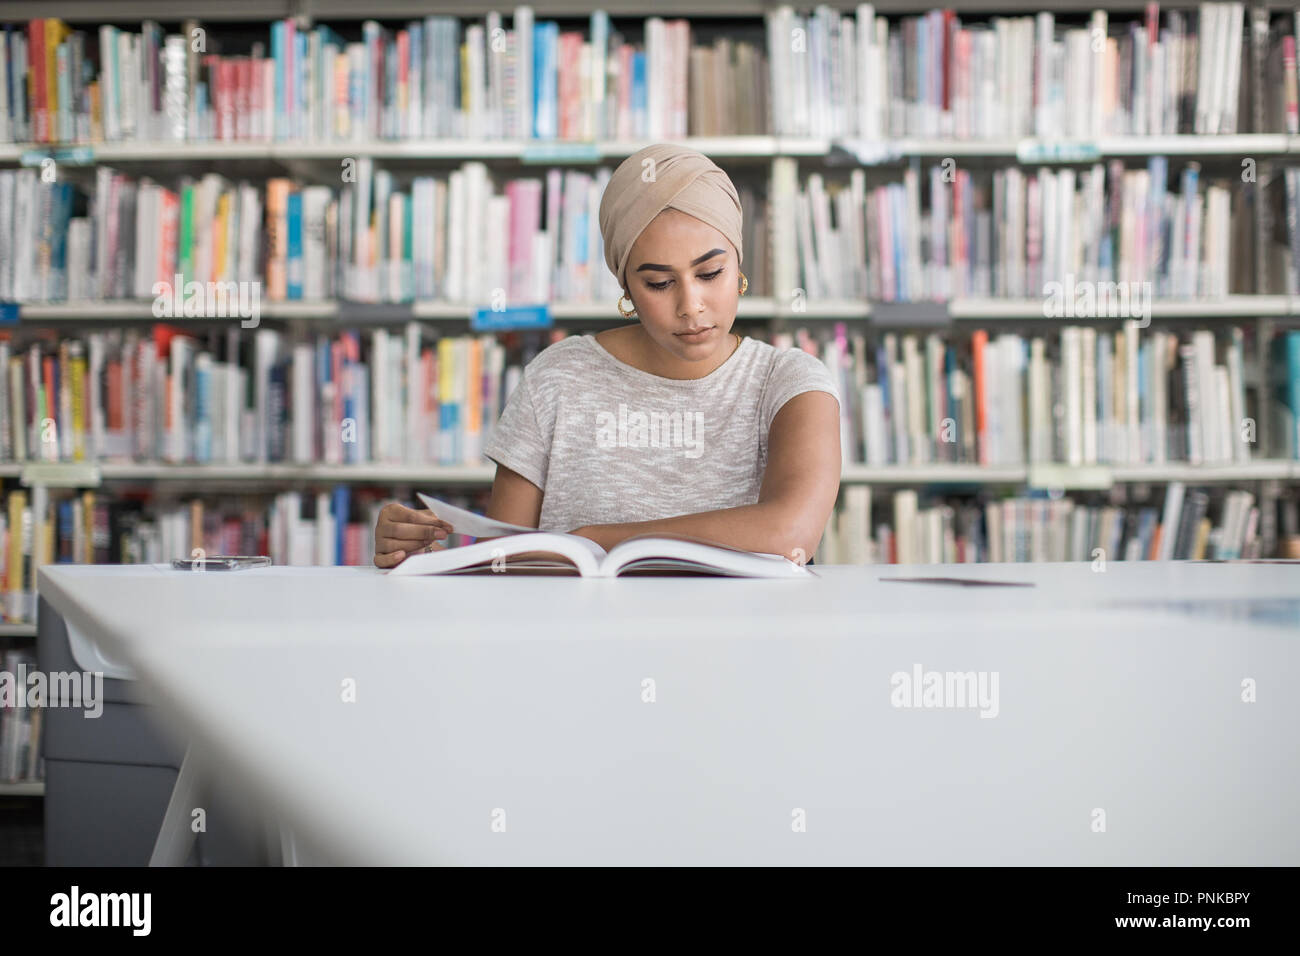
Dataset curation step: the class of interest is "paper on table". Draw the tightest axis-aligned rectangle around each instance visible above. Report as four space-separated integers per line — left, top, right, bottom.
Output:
416 493 539 538
879 576 1035 588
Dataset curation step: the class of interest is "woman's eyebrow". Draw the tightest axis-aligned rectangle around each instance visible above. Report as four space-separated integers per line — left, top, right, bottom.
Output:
635 248 725 273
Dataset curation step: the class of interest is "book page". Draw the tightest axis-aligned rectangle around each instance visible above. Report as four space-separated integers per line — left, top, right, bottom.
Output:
389 532 606 576
416 492 544 538
602 535 807 578
611 530 789 561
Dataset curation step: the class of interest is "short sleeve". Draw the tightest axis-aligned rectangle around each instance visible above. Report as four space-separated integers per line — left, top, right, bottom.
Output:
483 370 550 490
760 348 842 433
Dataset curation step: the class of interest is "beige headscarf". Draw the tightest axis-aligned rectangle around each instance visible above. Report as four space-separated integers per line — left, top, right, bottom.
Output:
598 143 744 293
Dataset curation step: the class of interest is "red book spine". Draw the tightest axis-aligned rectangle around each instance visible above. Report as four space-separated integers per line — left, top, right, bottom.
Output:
108 360 122 435
28 20 47 143
220 58 236 141
344 524 361 566
42 356 56 450
235 58 250 140
158 189 178 283
559 33 580 139
942 9 954 114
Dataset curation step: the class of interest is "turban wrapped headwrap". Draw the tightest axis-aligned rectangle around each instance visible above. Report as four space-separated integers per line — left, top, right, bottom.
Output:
598 143 744 292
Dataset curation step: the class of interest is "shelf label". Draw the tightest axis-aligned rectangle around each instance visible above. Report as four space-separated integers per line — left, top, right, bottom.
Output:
471 304 553 331
1015 140 1100 164
835 138 902 165
19 462 102 488
0 302 18 324
1027 463 1113 491
19 145 95 167
522 142 600 164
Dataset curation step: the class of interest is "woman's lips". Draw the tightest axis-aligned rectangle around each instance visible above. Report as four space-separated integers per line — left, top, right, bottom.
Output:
675 326 716 342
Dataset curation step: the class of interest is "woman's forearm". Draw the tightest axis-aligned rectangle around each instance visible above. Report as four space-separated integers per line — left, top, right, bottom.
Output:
572 501 818 563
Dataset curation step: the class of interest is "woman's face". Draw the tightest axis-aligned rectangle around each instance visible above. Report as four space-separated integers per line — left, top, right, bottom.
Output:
624 209 741 362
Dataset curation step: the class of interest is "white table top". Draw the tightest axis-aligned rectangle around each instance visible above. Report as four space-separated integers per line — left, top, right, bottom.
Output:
37 561 1300 865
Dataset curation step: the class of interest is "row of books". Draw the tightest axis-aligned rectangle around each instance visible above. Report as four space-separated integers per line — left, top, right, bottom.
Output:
0 154 1276 307
808 324 1300 466
13 5 1300 146
0 649 41 784
0 160 768 306
2 479 1296 606
0 324 1297 468
0 326 543 467
816 482 1300 564
0 9 758 146
771 3 1275 140
787 158 1241 303
0 485 494 622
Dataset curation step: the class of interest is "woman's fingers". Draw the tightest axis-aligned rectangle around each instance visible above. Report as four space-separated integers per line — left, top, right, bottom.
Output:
382 521 449 542
388 503 453 532
375 503 455 568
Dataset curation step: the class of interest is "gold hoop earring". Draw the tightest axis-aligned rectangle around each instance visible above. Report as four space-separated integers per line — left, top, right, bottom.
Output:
617 292 637 318
739 272 748 295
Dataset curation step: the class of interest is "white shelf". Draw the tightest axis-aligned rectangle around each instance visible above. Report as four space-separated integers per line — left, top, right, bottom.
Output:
842 464 1028 484
948 295 1293 319
1110 461 1297 482
13 295 1300 322
5 134 1300 164
0 781 43 797
0 623 36 637
3 461 1295 485
92 463 500 482
16 300 338 320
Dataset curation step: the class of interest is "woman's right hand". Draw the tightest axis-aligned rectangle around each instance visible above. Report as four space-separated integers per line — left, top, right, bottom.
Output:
374 502 454 569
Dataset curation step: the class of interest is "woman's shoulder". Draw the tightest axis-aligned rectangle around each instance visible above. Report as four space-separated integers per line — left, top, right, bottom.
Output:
746 337 832 381
521 335 595 381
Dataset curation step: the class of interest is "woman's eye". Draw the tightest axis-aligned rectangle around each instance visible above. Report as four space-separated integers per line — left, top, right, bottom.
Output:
647 269 723 291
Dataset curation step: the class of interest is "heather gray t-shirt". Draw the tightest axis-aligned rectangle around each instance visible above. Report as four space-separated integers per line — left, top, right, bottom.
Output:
482 334 841 533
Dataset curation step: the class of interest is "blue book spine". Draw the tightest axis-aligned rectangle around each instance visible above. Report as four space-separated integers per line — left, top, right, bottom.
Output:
332 484 349 564
1287 332 1300 460
52 184 71 299
287 191 303 300
1148 156 1167 284
194 359 212 462
56 45 71 143
632 52 646 138
590 11 608 137
296 31 308 141
58 500 73 561
271 21 284 140
533 23 557 139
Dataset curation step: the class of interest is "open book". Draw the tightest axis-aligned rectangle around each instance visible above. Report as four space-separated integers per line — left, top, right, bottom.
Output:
387 494 813 578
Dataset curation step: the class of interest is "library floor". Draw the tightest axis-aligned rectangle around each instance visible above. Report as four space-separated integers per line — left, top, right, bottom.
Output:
0 800 44 866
